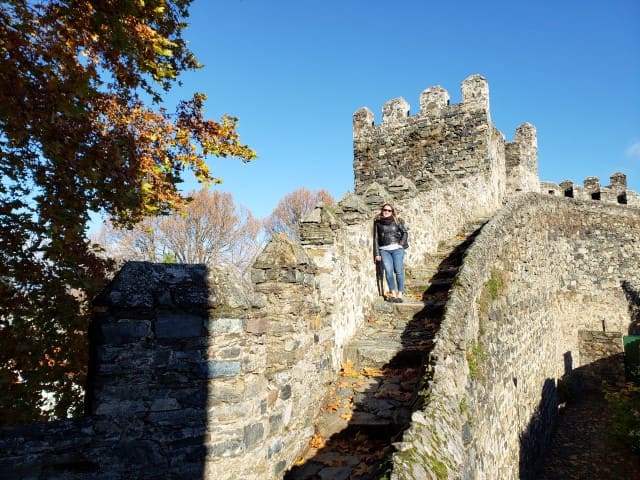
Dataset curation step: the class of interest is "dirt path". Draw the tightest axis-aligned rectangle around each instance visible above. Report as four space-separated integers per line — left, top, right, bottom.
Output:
535 389 640 479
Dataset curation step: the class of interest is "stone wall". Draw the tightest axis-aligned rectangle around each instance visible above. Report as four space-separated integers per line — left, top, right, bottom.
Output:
0 181 507 480
1 75 525 480
542 171 640 207
2 75 639 480
352 74 535 198
1 262 260 479
391 194 640 480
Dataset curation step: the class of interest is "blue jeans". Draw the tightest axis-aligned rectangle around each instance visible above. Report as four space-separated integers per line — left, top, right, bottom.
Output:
380 248 405 293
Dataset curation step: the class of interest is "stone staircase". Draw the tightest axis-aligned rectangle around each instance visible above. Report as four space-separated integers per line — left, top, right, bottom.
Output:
284 218 489 480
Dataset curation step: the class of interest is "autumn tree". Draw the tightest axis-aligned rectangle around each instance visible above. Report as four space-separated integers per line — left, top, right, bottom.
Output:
264 188 335 240
0 1 255 424
96 189 264 275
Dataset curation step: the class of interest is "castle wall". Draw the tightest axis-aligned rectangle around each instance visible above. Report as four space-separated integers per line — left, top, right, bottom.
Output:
0 75 539 480
391 194 640 480
2 75 638 480
353 74 523 200
0 168 506 480
543 172 640 207
506 123 539 193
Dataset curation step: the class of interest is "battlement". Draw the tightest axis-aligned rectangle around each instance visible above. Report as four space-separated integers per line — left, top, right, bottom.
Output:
352 74 539 196
353 74 489 136
541 172 640 207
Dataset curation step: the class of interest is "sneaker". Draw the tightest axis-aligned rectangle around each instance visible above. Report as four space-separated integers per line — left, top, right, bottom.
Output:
393 297 403 303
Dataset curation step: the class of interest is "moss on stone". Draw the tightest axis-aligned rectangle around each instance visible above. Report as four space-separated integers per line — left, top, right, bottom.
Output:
467 340 486 379
429 456 449 480
477 267 506 317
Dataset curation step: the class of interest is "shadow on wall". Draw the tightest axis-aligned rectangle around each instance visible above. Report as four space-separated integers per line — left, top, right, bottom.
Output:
519 354 627 480
622 281 640 382
622 281 640 335
84 262 213 479
518 378 558 480
0 262 213 480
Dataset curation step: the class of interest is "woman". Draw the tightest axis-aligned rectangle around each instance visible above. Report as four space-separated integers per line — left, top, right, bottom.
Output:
373 203 408 303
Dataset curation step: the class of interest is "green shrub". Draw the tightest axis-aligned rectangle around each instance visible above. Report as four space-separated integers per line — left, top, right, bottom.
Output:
604 381 640 452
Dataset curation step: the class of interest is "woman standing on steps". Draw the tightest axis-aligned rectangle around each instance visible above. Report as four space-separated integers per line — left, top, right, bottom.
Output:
373 203 408 303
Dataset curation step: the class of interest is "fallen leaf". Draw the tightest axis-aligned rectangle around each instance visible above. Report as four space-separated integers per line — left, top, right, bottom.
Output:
341 360 356 375
324 457 345 467
309 434 325 449
325 401 340 412
400 368 418 381
354 431 368 443
362 367 384 377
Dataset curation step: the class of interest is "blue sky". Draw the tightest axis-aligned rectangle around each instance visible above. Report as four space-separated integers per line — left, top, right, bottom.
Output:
169 0 639 220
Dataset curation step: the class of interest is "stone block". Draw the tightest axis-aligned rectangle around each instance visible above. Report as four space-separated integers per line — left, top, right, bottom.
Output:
207 438 243 458
99 320 151 345
207 361 241 378
208 317 243 334
245 318 267 334
157 313 204 338
243 422 264 450
150 398 180 411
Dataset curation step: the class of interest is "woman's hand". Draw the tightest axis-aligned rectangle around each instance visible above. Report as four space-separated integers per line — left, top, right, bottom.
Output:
375 255 381 262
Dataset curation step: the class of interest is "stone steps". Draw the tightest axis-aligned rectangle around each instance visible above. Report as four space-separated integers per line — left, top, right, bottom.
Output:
344 298 440 370
284 217 488 480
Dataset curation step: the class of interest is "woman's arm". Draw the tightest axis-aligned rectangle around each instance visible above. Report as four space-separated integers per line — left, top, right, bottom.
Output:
373 220 381 259
399 220 408 248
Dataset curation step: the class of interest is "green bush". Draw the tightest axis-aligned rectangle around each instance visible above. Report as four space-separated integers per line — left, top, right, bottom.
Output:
604 381 640 452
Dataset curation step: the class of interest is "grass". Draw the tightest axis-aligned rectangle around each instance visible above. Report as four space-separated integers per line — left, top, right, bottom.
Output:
467 340 485 379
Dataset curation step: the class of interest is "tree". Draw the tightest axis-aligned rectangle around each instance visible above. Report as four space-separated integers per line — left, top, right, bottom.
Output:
0 1 255 424
96 189 264 275
264 188 335 240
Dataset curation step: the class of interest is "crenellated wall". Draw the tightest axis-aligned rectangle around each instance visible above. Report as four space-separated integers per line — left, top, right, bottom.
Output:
542 171 640 207
352 74 536 200
1 75 639 480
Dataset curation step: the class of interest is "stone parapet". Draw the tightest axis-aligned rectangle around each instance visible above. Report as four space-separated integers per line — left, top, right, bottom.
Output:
505 122 539 193
543 172 638 206
391 194 640 479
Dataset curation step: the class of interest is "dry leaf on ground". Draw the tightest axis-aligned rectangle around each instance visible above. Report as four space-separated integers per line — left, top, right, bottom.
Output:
309 433 325 449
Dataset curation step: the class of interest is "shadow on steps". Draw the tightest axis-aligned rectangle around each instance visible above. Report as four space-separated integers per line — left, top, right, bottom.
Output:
284 220 488 480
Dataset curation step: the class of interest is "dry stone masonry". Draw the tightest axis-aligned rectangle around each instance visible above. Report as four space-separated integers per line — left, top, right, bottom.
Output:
1 74 639 480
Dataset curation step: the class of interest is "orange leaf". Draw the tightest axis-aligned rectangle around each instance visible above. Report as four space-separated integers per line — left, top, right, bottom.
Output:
309 434 325 449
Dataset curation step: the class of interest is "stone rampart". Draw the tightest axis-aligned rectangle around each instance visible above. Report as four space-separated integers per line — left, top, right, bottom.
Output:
2 75 639 480
391 193 640 479
0 174 507 480
353 74 537 197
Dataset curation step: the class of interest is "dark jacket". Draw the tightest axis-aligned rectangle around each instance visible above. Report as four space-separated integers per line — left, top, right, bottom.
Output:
373 218 408 258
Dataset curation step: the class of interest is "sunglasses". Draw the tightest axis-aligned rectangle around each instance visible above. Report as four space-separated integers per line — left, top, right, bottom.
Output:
382 208 392 212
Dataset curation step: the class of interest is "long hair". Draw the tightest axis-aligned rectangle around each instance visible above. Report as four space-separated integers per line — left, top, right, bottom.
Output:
376 203 399 223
